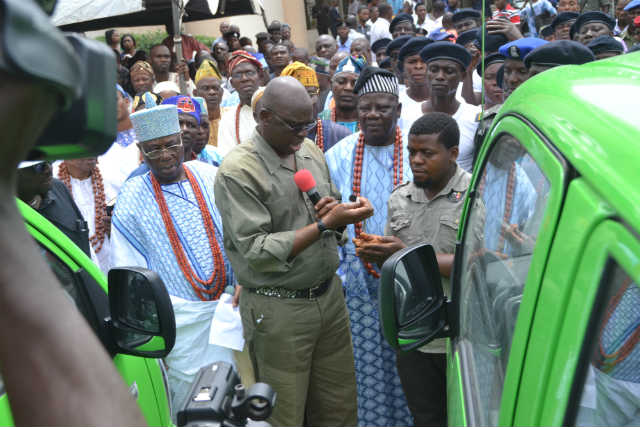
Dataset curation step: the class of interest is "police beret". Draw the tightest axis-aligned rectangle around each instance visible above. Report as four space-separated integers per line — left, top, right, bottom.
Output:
386 35 413 55
398 37 433 71
389 13 414 33
420 41 472 68
255 32 270 40
540 26 554 38
378 57 393 69
570 11 615 39
523 40 595 68
624 0 640 11
452 8 481 23
371 38 392 54
587 35 624 54
456 29 480 47
551 12 579 30
483 32 510 53
498 37 548 61
476 53 505 76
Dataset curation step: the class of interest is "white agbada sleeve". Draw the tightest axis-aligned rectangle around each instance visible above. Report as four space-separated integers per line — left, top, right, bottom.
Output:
109 224 148 269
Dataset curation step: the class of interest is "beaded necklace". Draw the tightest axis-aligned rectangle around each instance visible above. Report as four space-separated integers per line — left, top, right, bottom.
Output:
150 165 226 301
352 127 403 278
315 119 324 151
496 163 516 253
58 162 107 253
234 104 243 145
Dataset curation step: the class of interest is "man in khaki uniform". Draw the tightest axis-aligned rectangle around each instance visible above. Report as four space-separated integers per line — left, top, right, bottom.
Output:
357 112 471 426
213 76 373 427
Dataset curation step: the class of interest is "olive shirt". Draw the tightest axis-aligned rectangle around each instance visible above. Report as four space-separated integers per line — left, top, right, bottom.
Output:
213 129 344 290
385 164 471 353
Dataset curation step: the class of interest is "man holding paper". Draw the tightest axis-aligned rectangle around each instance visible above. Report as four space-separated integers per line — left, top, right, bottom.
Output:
109 99 239 414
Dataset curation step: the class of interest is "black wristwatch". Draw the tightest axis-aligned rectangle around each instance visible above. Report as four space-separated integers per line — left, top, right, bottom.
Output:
317 218 333 234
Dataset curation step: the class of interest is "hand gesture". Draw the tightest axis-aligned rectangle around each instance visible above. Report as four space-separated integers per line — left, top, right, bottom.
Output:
354 234 406 265
322 197 374 230
486 17 523 41
175 61 190 81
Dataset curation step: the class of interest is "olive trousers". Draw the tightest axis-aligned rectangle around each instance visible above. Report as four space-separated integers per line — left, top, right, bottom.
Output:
240 276 358 427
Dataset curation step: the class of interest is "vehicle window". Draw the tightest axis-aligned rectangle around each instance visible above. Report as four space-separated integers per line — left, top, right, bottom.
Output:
458 134 551 425
37 244 90 320
574 262 640 426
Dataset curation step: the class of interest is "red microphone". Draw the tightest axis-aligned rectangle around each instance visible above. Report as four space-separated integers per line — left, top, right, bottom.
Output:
294 169 322 205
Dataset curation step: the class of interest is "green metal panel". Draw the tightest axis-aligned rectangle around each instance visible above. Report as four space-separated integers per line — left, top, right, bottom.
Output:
447 342 468 426
513 180 615 425
0 397 13 426
539 220 640 425
10 199 172 426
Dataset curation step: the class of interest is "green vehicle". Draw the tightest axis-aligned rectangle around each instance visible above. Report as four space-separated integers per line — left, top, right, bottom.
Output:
0 200 177 426
380 52 640 426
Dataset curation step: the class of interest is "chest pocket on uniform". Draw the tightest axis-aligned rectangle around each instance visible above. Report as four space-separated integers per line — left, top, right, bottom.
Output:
436 214 459 253
389 214 411 232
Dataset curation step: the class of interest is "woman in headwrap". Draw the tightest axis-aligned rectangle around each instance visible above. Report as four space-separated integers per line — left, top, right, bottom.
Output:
129 61 155 95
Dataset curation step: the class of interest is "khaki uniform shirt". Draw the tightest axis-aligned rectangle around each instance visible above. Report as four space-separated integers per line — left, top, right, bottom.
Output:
385 164 471 353
214 130 343 290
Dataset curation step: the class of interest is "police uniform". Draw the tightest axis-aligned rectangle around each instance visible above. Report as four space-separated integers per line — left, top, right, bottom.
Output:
385 163 471 427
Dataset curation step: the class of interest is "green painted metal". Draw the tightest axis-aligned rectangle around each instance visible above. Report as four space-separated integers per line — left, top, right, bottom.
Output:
539 220 640 425
447 342 467 426
3 199 172 426
513 180 615 425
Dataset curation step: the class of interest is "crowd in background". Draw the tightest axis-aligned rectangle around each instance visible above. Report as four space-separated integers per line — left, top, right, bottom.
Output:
15 0 640 426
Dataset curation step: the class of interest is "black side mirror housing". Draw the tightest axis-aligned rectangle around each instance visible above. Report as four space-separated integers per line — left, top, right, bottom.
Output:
107 267 176 358
379 243 451 351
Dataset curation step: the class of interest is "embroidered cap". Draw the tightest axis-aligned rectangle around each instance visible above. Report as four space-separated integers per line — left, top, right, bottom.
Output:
162 95 202 125
335 55 367 76
130 104 180 143
353 66 399 97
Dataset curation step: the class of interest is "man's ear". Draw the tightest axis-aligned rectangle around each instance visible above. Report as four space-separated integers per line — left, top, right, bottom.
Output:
449 145 459 162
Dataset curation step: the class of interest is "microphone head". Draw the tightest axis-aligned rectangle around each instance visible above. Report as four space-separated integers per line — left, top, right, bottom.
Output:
294 169 316 192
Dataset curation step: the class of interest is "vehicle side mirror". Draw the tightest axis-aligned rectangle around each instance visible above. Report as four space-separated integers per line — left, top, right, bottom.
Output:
379 243 451 351
108 267 176 358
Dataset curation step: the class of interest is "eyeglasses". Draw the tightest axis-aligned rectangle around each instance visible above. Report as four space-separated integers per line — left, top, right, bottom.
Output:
231 69 258 80
265 108 316 134
140 140 183 159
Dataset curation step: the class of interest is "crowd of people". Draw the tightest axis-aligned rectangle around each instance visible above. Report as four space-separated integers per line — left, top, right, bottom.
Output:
15 0 640 426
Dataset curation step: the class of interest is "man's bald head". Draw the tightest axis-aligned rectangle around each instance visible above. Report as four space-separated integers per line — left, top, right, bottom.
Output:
316 35 338 59
262 76 312 112
259 77 315 156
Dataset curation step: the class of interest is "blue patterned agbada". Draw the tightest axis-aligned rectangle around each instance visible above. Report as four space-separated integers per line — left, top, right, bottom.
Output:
110 160 235 413
325 131 414 427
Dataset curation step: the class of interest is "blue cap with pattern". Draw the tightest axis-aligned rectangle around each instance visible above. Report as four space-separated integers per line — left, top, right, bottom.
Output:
335 55 367 76
161 95 202 125
130 104 180 143
192 96 209 116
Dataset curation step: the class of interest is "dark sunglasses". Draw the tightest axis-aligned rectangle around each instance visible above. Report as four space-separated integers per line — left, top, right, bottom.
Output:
265 108 316 134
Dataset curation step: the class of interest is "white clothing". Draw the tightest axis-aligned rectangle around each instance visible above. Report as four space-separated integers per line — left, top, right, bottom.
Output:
98 139 141 194
53 163 118 274
369 17 392 45
452 101 480 172
415 15 443 34
455 73 483 103
216 104 256 158
349 29 366 40
399 89 426 135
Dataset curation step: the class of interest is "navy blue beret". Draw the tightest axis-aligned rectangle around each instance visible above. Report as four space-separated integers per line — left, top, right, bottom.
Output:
420 41 472 68
386 35 413 55
452 8 481 23
390 13 414 33
540 26 554 38
476 53 505 76
371 38 392 54
456 29 480 47
496 64 504 88
483 32 510 53
551 12 579 30
498 37 548 61
398 37 433 71
523 40 595 68
587 35 624 54
570 11 615 39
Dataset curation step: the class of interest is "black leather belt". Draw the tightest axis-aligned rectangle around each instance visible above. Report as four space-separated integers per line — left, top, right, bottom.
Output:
248 278 332 299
